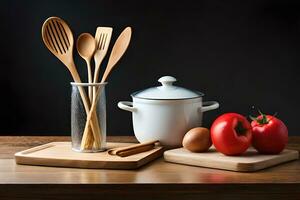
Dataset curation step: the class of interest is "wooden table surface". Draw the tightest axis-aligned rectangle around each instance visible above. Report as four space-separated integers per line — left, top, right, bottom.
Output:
0 136 299 200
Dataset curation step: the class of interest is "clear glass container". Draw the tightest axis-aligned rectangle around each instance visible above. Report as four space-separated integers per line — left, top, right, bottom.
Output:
70 82 107 152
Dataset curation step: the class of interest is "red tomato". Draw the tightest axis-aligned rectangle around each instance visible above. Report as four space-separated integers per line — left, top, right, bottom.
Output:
251 114 288 154
211 113 252 156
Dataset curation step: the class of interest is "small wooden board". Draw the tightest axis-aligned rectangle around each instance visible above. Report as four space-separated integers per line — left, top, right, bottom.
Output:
15 142 163 169
164 147 299 172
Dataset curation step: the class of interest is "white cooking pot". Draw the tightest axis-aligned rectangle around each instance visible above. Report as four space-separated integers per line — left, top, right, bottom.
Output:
118 76 219 147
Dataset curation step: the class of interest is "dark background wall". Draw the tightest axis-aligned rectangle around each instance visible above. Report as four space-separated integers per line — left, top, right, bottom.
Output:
1 0 300 136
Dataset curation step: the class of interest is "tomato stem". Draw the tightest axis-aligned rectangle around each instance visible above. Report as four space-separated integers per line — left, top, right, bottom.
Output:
249 110 278 125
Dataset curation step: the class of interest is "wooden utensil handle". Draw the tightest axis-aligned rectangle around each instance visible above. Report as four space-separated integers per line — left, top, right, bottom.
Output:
80 86 103 149
117 145 154 157
70 64 101 149
70 66 90 110
108 140 159 157
116 140 159 151
87 60 93 101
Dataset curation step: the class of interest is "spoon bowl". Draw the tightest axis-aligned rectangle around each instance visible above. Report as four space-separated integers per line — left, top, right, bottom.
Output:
76 33 96 101
77 33 97 60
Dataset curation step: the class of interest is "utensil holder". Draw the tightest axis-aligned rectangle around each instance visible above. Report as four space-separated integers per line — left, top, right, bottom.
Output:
71 82 107 152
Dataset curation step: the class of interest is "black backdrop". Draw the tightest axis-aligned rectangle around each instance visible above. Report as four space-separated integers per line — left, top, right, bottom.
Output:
2 0 300 136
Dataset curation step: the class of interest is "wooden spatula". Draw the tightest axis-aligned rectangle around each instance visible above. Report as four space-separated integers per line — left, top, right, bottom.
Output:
94 27 113 85
101 27 132 83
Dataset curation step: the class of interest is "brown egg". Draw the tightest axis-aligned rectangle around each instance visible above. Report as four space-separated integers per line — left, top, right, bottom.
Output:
182 127 212 152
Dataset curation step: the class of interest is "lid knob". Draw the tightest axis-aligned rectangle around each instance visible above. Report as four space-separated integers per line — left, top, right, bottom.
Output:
158 76 177 87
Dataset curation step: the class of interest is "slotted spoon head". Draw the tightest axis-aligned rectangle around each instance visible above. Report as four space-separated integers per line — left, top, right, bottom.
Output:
41 16 75 69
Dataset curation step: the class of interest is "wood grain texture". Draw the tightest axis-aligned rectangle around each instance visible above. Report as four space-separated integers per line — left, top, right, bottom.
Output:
164 147 299 172
0 136 135 159
15 142 163 169
0 136 299 200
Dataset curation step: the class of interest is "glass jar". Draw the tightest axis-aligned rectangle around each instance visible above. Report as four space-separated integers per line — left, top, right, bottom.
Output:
70 82 107 152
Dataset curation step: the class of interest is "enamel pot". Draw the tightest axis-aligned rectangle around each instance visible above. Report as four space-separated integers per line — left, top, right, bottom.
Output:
118 76 219 147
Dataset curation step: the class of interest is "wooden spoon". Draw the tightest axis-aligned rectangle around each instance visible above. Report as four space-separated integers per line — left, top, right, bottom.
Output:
42 17 100 149
76 33 96 101
80 27 132 148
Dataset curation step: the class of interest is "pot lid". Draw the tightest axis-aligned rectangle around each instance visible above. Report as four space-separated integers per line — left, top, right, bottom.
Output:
133 76 204 100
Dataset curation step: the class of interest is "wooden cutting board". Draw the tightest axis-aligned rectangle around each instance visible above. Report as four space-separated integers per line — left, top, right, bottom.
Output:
15 142 163 169
164 147 299 172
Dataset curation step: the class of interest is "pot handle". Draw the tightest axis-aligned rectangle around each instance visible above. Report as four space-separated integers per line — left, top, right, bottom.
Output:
118 101 137 112
201 101 219 112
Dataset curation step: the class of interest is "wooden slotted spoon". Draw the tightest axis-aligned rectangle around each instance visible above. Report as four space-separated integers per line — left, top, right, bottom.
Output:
80 27 132 148
41 17 100 149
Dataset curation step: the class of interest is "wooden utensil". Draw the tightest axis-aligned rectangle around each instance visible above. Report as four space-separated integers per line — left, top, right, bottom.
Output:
94 27 113 84
80 27 132 148
79 28 113 149
41 17 85 101
101 27 132 83
108 140 159 157
41 17 100 149
76 33 97 101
